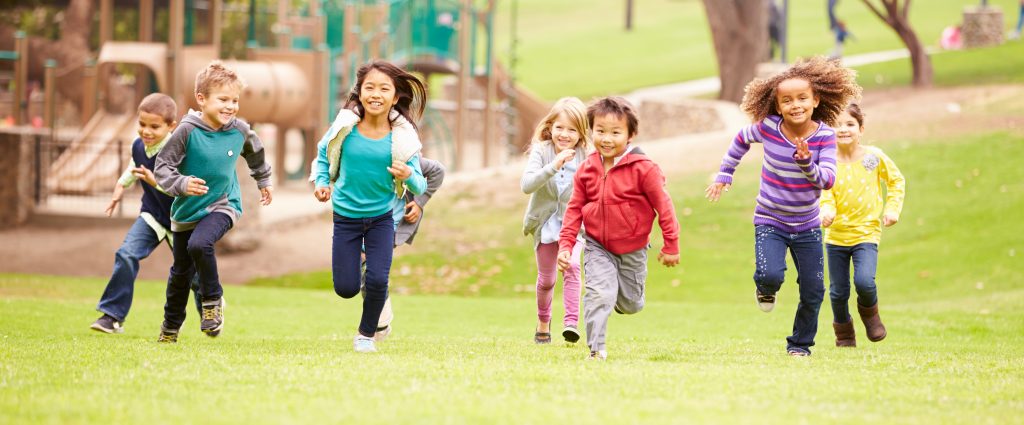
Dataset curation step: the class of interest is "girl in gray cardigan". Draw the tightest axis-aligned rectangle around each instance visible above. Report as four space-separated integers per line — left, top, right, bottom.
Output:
521 97 590 344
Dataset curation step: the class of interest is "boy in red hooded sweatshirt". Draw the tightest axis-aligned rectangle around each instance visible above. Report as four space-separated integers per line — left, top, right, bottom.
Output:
557 97 680 360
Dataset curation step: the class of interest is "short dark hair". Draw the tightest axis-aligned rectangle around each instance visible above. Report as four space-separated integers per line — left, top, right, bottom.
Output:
845 102 865 127
138 93 177 124
587 97 639 137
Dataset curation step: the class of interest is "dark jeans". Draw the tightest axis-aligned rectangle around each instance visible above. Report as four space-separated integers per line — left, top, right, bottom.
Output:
163 212 233 329
333 212 394 337
826 243 879 323
96 217 201 322
753 225 825 352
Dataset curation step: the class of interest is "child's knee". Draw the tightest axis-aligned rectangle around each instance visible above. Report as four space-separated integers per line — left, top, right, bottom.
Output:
755 270 785 288
536 275 556 291
853 275 875 291
617 299 644 314
186 239 213 257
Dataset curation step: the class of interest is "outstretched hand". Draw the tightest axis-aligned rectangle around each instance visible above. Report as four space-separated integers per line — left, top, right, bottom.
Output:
705 182 731 202
793 137 811 161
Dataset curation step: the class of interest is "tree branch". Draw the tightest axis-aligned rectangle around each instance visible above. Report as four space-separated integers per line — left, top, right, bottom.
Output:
860 0 891 25
902 0 911 21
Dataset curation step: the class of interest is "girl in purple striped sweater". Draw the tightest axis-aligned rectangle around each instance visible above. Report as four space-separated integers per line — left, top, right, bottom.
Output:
705 57 861 357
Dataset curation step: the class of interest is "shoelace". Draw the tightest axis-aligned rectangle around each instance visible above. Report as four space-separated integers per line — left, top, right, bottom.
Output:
158 333 176 342
202 306 220 321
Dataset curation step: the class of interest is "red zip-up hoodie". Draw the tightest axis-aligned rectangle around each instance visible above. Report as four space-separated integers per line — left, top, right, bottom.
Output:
558 146 679 256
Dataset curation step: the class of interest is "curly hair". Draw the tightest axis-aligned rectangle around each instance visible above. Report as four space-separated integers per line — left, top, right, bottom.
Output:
740 56 861 126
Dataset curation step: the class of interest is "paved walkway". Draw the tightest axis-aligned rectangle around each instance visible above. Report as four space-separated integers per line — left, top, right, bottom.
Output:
29 48 927 228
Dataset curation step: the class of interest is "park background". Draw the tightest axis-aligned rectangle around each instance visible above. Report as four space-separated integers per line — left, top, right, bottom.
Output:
1 1 1022 423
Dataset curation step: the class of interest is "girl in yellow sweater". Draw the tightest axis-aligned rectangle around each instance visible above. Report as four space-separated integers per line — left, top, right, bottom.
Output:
820 103 905 347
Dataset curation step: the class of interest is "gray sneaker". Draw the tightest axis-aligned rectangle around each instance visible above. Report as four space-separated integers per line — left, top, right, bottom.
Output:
90 314 124 334
201 297 225 337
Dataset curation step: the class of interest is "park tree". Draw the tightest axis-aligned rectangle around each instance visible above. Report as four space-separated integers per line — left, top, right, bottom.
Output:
700 0 769 103
860 0 932 87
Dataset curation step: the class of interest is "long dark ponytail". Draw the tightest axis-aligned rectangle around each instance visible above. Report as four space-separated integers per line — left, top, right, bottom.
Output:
344 60 427 131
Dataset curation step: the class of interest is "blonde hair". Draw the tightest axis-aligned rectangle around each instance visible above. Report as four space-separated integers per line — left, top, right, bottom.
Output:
740 56 861 126
531 97 591 150
195 60 246 96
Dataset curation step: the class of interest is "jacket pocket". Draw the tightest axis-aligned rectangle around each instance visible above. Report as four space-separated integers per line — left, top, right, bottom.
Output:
607 203 639 241
523 213 541 236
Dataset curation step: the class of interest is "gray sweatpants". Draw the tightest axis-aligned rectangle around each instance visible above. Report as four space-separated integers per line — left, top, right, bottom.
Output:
583 235 648 352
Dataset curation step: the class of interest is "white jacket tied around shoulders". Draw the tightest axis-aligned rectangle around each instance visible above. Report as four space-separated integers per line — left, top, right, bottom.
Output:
310 108 422 198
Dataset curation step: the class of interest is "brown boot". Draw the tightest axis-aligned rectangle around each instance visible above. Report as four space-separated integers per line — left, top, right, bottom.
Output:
858 302 887 342
833 320 856 347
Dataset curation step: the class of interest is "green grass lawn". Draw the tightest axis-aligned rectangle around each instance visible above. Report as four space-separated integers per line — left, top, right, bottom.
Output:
855 40 1024 89
4 128 1023 423
492 0 1022 99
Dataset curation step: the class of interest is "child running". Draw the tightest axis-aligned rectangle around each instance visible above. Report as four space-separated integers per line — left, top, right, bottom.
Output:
91 93 201 334
521 97 590 345
705 56 860 356
820 103 905 347
155 61 274 342
313 61 427 353
557 97 680 360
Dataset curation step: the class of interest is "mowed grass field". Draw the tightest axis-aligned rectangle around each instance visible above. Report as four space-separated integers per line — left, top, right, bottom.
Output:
3 127 1023 423
492 0 1023 99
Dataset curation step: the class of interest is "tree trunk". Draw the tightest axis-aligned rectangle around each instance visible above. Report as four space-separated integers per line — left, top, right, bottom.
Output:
701 0 769 103
861 0 933 87
893 20 932 87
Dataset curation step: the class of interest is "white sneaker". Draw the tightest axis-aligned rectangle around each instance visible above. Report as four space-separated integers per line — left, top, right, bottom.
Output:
353 335 377 353
587 350 607 360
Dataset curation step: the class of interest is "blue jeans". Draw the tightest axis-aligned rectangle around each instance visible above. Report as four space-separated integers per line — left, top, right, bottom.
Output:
96 217 200 322
753 225 825 352
333 212 394 337
826 243 879 323
163 212 233 329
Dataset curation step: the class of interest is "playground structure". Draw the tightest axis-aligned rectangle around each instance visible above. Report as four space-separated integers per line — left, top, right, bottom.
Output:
12 0 548 200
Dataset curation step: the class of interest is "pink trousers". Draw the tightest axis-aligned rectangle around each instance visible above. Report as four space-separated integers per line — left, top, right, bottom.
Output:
535 240 582 326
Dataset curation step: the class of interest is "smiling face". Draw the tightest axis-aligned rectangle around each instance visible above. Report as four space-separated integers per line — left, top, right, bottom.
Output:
358 68 398 119
775 78 819 127
550 112 581 153
196 83 241 129
834 109 863 148
137 111 175 147
592 113 633 160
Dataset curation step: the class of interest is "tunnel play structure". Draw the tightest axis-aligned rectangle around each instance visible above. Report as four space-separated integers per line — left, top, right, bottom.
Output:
46 0 547 195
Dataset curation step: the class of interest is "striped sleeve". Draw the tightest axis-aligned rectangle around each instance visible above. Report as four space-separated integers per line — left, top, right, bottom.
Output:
714 123 763 185
793 131 837 190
